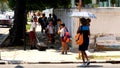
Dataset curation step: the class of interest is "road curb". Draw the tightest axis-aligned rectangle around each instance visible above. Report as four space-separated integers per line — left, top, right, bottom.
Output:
0 60 120 64
26 60 120 64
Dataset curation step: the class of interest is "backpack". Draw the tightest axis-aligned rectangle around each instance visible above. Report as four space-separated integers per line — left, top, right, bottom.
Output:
75 26 83 45
63 29 71 43
75 33 83 45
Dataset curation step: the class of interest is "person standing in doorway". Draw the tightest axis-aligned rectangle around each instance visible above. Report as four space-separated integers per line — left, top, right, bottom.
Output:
77 18 90 67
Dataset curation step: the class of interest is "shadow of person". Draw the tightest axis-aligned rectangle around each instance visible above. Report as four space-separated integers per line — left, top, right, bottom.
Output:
15 65 24 68
77 65 103 68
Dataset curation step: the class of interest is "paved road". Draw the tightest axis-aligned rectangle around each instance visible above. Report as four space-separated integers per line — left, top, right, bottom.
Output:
0 63 119 68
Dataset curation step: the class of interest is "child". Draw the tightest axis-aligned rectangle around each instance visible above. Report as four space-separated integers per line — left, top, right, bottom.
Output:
29 17 37 49
58 24 68 54
46 20 55 43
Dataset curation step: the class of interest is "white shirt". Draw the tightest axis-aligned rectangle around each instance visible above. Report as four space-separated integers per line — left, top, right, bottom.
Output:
47 25 54 34
30 22 37 31
59 27 66 37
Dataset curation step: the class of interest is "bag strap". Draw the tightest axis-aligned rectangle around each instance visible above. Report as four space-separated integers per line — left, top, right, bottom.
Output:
64 28 67 36
80 26 83 31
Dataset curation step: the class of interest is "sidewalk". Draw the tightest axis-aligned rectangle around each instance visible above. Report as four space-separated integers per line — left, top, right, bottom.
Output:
0 49 120 64
0 25 120 64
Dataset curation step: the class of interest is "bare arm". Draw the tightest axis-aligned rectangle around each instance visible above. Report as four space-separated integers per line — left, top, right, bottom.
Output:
77 26 81 34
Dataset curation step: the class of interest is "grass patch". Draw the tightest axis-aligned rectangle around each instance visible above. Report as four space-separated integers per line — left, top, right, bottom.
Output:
76 55 120 60
26 24 31 31
92 56 120 60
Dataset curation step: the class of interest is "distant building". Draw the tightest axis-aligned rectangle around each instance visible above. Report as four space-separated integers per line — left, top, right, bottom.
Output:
92 0 120 7
71 0 120 8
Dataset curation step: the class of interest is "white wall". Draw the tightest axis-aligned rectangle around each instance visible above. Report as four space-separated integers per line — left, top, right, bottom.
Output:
54 8 120 51
54 8 120 34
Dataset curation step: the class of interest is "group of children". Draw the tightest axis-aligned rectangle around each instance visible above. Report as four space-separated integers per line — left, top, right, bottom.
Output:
29 13 70 54
29 13 56 49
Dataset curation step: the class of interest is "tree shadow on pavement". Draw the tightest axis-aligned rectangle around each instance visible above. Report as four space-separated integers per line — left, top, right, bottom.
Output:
0 34 31 52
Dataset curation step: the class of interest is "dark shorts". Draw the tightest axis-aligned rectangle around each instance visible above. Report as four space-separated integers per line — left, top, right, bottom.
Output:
60 37 66 42
79 38 89 51
29 31 36 40
47 34 54 38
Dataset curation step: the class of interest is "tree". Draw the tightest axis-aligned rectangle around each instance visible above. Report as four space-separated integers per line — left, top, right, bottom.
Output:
8 0 71 11
100 0 107 2
8 0 15 10
75 0 92 7
9 0 26 46
0 0 8 13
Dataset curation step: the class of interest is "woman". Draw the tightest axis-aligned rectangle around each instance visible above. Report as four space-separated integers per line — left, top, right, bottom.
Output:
58 24 68 54
29 16 37 49
77 18 90 66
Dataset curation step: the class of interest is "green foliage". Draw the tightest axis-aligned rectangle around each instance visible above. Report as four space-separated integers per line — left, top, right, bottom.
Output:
111 0 116 4
75 0 92 6
0 0 9 12
8 0 71 11
83 0 92 4
0 0 7 2
75 0 79 6
100 0 107 2
8 0 15 9
26 0 46 10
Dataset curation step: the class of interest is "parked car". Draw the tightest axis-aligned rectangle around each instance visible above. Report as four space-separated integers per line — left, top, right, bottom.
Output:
0 14 11 27
4 11 14 19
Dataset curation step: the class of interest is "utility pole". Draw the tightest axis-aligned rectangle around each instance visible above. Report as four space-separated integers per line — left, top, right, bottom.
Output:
71 0 75 8
78 0 82 26
78 0 82 11
108 0 111 7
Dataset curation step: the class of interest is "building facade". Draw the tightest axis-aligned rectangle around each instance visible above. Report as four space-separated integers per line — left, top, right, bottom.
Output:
92 0 120 7
71 0 120 8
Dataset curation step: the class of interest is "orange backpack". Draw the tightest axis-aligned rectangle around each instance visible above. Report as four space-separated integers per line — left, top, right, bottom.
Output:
64 32 71 43
75 33 83 45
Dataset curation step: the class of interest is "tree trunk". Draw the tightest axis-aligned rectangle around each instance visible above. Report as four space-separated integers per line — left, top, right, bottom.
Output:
9 0 26 46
